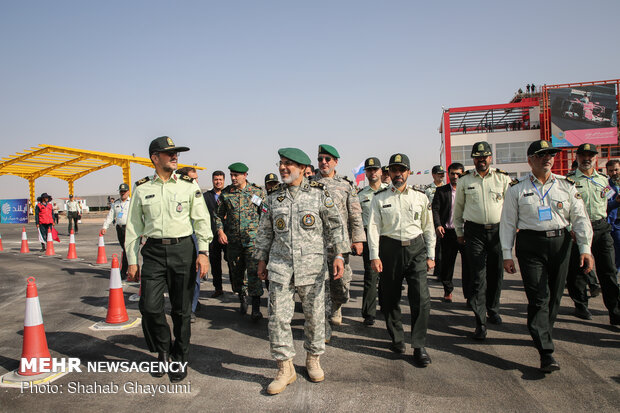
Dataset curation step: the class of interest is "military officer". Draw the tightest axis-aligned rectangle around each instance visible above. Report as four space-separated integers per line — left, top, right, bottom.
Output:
453 141 511 340
500 140 593 372
125 136 212 383
381 165 391 184
310 144 365 336
265 173 279 192
358 157 388 326
215 162 266 321
101 183 131 279
368 153 436 367
255 147 348 395
566 143 620 324
425 165 445 280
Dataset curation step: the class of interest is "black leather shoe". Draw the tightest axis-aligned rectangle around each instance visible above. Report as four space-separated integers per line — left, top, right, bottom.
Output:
413 347 431 367
169 366 188 383
610 315 620 326
487 314 502 325
152 352 169 378
473 324 487 340
239 294 248 315
540 353 560 373
574 307 592 320
390 342 406 354
251 296 263 322
363 316 375 326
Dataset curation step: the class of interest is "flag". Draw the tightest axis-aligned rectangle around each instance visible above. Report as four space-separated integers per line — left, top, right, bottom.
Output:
52 226 60 242
416 171 421 175
352 161 365 186
424 170 430 174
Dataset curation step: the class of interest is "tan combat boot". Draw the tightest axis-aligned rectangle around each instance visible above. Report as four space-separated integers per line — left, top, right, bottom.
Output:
267 359 296 395
330 305 342 326
306 353 325 382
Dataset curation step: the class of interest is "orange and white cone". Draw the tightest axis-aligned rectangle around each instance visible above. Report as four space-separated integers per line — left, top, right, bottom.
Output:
66 230 78 260
44 229 55 256
20 227 30 253
105 255 129 324
95 231 107 264
0 233 4 252
19 277 51 376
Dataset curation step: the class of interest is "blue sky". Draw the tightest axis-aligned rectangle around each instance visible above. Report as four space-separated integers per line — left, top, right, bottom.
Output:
1 0 618 198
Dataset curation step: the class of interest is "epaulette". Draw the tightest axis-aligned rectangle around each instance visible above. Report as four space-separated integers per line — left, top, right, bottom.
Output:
566 171 576 177
342 176 354 186
599 172 609 178
309 180 324 189
180 174 194 183
251 182 262 189
375 187 389 195
462 170 471 176
509 178 520 187
267 183 282 194
496 169 510 176
411 186 425 194
565 176 576 185
135 176 150 187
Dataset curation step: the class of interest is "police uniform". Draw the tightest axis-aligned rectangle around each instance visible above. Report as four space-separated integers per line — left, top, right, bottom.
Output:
125 137 212 372
453 141 511 334
367 153 435 366
102 183 131 278
566 144 620 324
357 157 388 325
254 148 349 394
215 162 266 319
500 140 593 370
66 196 82 233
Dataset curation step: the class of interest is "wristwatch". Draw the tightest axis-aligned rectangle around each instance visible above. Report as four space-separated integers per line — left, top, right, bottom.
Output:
199 250 209 257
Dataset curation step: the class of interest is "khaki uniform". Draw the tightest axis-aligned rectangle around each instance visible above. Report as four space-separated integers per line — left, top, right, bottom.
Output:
453 168 511 327
424 182 439 203
500 173 592 354
103 197 131 277
367 185 435 348
254 178 349 360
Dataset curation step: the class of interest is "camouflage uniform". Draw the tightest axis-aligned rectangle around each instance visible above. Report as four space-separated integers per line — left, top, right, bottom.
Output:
215 182 265 297
254 178 349 360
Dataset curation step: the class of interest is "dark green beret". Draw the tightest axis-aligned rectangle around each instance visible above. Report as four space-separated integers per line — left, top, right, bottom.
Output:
318 144 340 159
228 162 249 173
278 148 311 166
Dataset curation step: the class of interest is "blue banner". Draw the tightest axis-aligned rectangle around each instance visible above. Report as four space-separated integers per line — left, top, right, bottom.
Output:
0 199 29 223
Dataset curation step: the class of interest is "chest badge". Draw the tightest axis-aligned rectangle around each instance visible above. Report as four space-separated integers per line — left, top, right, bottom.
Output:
176 203 183 213
275 217 286 230
324 197 334 208
302 214 315 227
277 195 285 203
557 201 563 210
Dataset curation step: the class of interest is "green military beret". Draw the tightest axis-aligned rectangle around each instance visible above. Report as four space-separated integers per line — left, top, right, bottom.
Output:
228 162 249 173
318 144 340 159
278 148 311 166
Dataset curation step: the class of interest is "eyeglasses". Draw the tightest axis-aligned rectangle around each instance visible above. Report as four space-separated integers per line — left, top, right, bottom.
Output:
530 152 557 159
158 151 179 158
277 160 296 167
317 156 333 163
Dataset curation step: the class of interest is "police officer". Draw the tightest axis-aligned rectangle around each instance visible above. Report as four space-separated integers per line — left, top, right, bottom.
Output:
426 165 445 280
66 194 82 233
311 144 365 335
357 157 388 326
367 153 436 367
215 162 266 321
101 183 131 279
125 136 212 383
255 147 348 395
265 173 279 192
453 141 511 340
381 165 391 184
500 140 593 372
566 143 620 324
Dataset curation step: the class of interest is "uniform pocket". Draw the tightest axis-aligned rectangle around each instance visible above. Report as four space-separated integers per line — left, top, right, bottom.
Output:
273 214 289 233
142 195 161 218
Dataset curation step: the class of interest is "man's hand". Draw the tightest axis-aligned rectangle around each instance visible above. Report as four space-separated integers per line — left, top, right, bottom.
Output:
370 259 382 273
196 254 209 278
101 228 107 235
457 236 465 245
503 259 517 274
436 226 445 238
351 242 363 256
580 253 594 274
333 257 344 280
426 258 435 272
127 264 138 282
258 260 268 280
218 229 228 245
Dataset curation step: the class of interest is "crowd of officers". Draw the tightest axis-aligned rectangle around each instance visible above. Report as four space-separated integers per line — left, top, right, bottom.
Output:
96 136 618 394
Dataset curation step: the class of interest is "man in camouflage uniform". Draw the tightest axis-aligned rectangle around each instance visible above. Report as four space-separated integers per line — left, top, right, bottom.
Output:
311 144 365 337
215 162 266 321
256 147 348 395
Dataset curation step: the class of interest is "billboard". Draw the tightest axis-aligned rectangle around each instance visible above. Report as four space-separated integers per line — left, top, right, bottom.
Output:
549 84 618 147
0 199 29 224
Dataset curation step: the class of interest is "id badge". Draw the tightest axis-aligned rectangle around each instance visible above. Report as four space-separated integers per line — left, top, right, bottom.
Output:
251 194 262 206
117 212 123 219
605 186 615 200
538 206 552 221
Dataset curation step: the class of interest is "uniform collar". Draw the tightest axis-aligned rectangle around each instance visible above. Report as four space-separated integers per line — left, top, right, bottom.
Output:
529 172 557 185
152 172 178 183
389 183 409 194
472 167 494 178
575 168 599 179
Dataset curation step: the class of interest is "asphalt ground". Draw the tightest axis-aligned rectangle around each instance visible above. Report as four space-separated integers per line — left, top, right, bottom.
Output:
0 221 619 412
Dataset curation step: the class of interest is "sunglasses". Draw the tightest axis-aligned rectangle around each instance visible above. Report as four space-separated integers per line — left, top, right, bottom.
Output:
530 152 557 159
317 156 333 163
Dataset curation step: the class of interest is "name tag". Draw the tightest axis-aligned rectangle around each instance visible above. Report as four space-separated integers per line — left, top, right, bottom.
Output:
382 204 392 208
605 186 615 200
523 192 534 197
145 194 155 199
251 195 262 206
538 206 552 221
117 212 123 219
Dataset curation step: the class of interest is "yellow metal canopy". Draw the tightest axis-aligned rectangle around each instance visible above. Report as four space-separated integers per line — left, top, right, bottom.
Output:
0 144 205 208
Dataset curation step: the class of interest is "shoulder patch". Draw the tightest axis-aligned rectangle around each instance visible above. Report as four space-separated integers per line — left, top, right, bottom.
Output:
509 178 520 187
251 182 262 189
342 176 353 186
375 187 389 195
496 169 510 176
566 171 576 177
565 176 575 185
180 174 194 183
267 183 282 194
195 190 202 198
309 180 324 189
135 176 150 187
462 170 471 176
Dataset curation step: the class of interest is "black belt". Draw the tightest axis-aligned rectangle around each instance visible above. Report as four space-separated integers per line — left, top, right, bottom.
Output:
146 235 191 245
466 222 499 231
380 235 421 246
519 228 566 238
116 224 126 229
591 218 606 225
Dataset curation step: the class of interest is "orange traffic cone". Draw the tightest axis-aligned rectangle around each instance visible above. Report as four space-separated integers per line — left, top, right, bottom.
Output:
20 227 30 253
66 230 78 259
44 228 55 256
105 255 129 324
19 277 51 376
95 231 107 264
0 233 4 252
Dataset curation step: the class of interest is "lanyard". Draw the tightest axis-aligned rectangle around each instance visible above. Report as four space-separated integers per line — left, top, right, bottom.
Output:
583 175 606 189
530 179 554 205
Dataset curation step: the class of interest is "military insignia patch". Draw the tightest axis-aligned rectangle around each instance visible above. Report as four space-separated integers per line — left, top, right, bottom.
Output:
427 203 432 210
302 214 315 227
584 143 590 150
277 195 285 202
557 201 563 209
195 190 202 198
575 192 582 199
136 176 150 186
541 141 549 148
167 137 173 146
275 217 286 230
395 154 402 162
324 197 334 208
176 203 183 212
368 159 374 166
478 143 484 151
